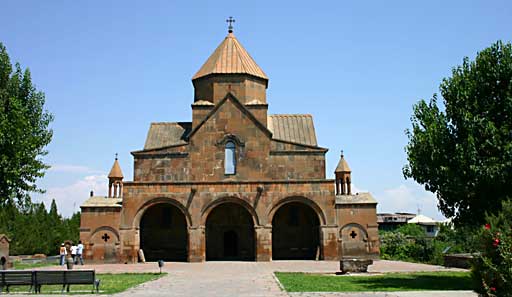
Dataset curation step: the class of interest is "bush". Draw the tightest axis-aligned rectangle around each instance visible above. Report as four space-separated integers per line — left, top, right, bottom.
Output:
379 223 478 265
472 200 512 296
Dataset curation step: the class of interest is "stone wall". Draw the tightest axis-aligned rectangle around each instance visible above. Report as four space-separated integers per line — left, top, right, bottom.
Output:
192 75 267 105
117 179 338 263
336 204 380 258
80 207 121 263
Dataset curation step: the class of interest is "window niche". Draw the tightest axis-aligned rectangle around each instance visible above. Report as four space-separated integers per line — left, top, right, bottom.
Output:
216 134 245 176
225 141 236 175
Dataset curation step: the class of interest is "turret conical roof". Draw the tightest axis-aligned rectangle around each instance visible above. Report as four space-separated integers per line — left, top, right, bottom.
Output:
108 158 124 179
335 152 351 173
192 32 268 81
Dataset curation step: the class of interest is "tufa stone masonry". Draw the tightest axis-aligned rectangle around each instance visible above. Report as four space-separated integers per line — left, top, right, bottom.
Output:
79 27 380 263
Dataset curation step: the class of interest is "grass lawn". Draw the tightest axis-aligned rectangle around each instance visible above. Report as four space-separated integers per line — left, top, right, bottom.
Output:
275 271 474 292
5 273 165 294
13 260 59 270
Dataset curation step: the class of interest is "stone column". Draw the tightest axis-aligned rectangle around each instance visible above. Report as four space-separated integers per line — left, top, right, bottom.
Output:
320 225 339 261
119 227 138 263
255 225 272 261
188 226 205 262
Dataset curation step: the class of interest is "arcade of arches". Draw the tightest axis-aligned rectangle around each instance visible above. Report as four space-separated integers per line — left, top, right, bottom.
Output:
137 201 325 262
79 28 380 263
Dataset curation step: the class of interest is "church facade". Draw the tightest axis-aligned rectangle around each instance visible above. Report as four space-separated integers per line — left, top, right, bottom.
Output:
79 29 380 263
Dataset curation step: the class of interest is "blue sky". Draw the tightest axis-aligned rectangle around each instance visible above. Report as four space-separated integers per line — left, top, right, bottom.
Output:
1 1 511 217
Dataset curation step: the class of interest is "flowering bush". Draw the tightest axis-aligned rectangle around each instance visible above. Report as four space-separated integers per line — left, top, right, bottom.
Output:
472 200 512 296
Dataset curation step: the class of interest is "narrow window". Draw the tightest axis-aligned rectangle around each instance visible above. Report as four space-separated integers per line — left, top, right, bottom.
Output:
225 141 236 175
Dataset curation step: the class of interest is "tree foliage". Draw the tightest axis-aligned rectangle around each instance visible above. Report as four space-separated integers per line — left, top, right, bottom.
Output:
0 200 80 255
380 223 479 265
0 42 53 208
404 41 512 226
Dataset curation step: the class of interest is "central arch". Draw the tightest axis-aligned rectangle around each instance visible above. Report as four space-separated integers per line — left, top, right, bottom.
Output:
205 202 255 261
140 203 188 261
272 202 321 260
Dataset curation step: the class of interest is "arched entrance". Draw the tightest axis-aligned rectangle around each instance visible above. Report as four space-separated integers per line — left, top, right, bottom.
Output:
205 203 255 261
140 203 188 261
272 202 320 260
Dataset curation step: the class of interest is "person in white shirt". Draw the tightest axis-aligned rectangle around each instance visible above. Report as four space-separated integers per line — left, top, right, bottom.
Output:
76 241 84 265
70 245 78 264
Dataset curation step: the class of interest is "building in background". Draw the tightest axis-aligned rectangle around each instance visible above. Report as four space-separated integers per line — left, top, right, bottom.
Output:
377 213 416 232
377 213 440 237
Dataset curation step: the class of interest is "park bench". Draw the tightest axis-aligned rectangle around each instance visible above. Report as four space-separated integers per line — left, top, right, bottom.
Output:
0 270 99 294
34 270 99 293
0 270 34 293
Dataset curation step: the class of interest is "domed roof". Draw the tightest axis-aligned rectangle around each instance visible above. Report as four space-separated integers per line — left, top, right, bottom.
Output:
192 32 268 81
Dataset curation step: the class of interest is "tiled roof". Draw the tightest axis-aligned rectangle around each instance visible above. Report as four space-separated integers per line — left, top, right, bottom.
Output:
335 193 377 205
144 122 191 150
81 197 122 208
268 114 318 147
193 33 268 80
335 154 351 173
108 159 123 179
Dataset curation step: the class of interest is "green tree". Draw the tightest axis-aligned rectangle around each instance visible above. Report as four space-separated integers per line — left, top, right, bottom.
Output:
404 41 512 226
0 42 53 208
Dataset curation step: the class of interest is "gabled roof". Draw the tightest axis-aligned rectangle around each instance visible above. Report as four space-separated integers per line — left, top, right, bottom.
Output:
81 197 123 208
268 114 318 147
192 33 268 81
186 92 272 140
143 122 191 150
408 214 437 225
335 193 377 205
108 158 124 179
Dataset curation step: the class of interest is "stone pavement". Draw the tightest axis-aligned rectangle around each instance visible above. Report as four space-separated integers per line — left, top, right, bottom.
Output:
26 260 476 297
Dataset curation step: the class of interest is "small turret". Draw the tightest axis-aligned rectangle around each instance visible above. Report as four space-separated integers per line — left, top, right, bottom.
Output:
335 151 351 195
108 154 124 198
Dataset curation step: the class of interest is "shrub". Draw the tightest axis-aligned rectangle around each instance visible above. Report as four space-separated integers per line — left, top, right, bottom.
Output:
472 200 512 296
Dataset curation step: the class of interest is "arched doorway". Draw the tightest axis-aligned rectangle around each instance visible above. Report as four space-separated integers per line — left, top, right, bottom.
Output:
140 203 188 261
272 202 320 260
205 203 255 261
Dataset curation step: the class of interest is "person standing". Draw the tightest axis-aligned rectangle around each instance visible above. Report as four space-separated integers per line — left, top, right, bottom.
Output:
59 243 66 266
70 244 78 264
76 240 84 265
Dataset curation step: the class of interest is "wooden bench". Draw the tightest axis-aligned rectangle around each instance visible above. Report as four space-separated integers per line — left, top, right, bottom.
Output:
0 270 35 293
34 270 99 293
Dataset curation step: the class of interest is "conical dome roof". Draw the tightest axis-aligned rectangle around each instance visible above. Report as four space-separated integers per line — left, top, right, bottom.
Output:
192 32 268 81
108 158 124 179
335 153 351 173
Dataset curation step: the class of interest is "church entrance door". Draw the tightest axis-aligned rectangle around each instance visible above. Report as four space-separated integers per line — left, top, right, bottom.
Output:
140 203 188 261
272 202 320 260
206 203 255 261
223 230 238 257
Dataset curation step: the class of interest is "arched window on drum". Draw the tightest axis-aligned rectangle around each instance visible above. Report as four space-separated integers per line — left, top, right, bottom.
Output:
225 141 236 175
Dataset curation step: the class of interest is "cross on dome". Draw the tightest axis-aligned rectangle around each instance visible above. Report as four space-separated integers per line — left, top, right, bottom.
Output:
226 16 235 33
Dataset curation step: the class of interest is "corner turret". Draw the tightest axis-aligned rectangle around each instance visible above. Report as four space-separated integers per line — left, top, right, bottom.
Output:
108 154 124 198
335 151 351 195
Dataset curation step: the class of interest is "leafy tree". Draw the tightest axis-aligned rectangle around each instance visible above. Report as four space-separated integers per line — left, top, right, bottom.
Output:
396 224 425 237
404 41 512 226
0 42 53 208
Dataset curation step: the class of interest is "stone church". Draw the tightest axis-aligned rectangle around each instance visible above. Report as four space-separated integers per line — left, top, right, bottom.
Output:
80 26 380 263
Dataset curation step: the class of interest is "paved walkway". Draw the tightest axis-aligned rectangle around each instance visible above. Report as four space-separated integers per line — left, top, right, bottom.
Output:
28 260 475 297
